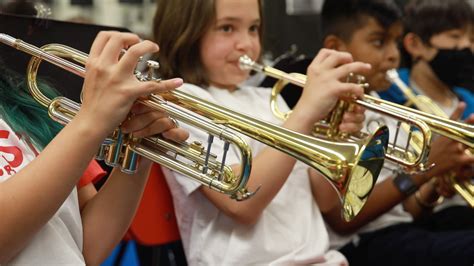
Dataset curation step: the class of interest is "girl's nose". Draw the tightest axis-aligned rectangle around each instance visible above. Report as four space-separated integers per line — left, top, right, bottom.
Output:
235 32 253 52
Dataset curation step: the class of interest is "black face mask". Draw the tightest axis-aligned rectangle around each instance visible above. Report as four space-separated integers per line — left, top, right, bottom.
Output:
428 48 474 92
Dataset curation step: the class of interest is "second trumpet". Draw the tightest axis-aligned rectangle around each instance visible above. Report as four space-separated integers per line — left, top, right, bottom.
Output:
239 55 434 172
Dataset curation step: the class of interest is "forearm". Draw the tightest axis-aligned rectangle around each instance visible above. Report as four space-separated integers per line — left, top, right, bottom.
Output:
403 180 439 218
202 146 297 224
81 160 151 265
201 111 315 225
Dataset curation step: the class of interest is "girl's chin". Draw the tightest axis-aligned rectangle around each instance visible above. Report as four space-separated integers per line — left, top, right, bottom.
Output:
227 73 249 84
211 70 250 86
210 77 247 89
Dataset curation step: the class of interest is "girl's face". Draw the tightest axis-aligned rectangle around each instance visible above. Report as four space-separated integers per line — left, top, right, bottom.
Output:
200 0 261 90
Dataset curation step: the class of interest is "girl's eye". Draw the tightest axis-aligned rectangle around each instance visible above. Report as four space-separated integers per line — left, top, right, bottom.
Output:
449 33 462 39
249 25 260 32
219 25 233 32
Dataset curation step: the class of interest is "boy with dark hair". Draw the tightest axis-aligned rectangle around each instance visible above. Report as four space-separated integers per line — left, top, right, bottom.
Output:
310 0 474 265
320 0 402 91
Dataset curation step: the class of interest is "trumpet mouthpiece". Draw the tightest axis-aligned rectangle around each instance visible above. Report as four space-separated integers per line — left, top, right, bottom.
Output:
0 33 17 47
386 69 400 82
239 55 263 72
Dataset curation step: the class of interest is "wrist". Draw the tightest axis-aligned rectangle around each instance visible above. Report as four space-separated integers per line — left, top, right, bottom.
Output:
415 182 444 209
409 171 433 187
73 110 111 141
284 107 320 134
392 171 418 196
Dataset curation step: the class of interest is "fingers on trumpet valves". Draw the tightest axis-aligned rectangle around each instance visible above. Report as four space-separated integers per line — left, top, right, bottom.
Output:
162 127 190 143
169 117 179 128
339 106 366 133
117 39 159 71
121 104 178 135
435 174 457 198
146 78 183 95
121 113 187 142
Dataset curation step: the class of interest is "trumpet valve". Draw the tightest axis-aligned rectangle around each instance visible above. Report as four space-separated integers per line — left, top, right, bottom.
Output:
96 143 108 160
347 73 369 89
121 145 139 174
104 129 123 167
147 60 161 81
190 141 205 154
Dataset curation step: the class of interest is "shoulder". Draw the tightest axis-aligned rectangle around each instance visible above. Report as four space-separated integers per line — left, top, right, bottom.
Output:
178 83 216 102
240 85 271 98
178 83 207 95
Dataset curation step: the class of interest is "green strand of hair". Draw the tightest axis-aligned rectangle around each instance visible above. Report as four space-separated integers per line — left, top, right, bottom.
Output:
0 66 63 149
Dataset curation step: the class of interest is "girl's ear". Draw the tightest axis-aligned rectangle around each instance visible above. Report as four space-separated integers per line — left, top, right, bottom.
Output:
323 35 348 52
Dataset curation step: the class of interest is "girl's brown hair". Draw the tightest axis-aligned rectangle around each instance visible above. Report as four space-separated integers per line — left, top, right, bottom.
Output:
153 0 264 87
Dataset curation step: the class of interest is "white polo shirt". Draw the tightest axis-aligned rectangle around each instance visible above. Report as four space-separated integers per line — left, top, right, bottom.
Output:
163 83 348 265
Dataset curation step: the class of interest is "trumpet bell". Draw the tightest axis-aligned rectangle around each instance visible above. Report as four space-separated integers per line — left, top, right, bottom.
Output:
339 125 389 220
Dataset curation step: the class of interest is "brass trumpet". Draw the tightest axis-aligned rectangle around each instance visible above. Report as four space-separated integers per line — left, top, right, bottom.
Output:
387 69 474 207
4 35 254 201
0 33 390 221
239 55 433 171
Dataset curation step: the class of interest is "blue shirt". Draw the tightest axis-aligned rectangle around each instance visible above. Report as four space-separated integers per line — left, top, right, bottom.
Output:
378 68 474 120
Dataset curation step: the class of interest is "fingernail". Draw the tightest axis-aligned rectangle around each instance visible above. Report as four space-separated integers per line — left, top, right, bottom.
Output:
173 78 183 86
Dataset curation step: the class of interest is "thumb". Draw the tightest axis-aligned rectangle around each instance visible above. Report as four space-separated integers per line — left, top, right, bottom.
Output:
463 114 474 125
449 102 466 121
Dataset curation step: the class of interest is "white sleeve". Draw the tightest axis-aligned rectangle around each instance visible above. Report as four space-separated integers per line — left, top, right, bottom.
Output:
276 94 291 114
0 119 37 182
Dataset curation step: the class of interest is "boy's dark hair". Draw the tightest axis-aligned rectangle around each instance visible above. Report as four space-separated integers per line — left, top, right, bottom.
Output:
404 0 473 44
321 0 402 41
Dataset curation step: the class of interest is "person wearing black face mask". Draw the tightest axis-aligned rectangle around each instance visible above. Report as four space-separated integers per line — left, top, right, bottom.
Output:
429 47 474 92
379 0 474 232
380 0 474 117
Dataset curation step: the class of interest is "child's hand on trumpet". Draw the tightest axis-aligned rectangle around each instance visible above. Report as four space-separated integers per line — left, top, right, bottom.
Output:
79 31 184 139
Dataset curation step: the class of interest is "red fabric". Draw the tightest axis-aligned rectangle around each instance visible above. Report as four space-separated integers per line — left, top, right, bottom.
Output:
128 163 181 245
77 160 107 188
